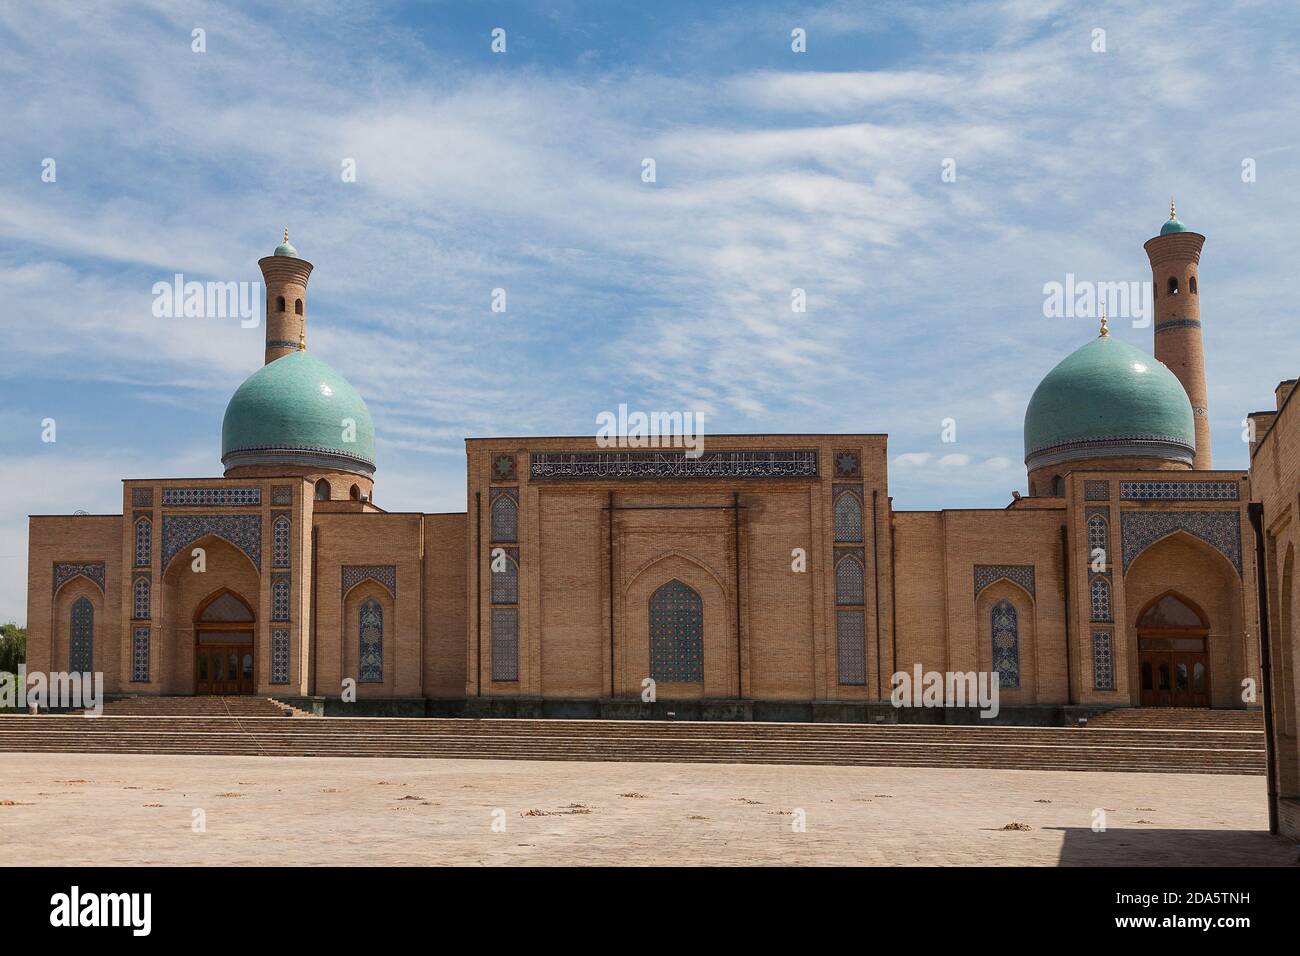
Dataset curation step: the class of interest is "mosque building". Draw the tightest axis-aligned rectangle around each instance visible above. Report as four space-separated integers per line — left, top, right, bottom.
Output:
25 209 1263 727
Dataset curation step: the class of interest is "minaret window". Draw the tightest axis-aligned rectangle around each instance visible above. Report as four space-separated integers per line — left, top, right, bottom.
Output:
1189 276 1197 294
295 298 303 315
277 295 286 312
350 484 360 501
1167 276 1179 295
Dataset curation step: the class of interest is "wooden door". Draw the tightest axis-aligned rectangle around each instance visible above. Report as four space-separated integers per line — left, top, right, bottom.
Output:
195 642 255 694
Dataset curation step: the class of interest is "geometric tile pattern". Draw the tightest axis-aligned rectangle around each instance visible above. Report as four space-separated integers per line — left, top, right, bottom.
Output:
1092 630 1115 690
833 490 863 543
132 627 150 682
1089 575 1111 622
990 599 1020 689
649 579 704 684
1083 480 1110 501
530 449 819 481
54 562 106 595
271 628 289 684
358 598 383 682
134 516 152 568
161 487 261 506
835 554 865 605
271 484 294 505
974 564 1035 597
1120 510 1242 575
69 596 94 673
162 514 262 570
1119 480 1239 501
491 454 517 482
491 550 519 605
491 608 519 682
835 609 866 686
341 565 396 598
272 574 290 622
132 574 151 620
833 449 862 479
272 514 291 568
131 487 154 508
490 492 518 543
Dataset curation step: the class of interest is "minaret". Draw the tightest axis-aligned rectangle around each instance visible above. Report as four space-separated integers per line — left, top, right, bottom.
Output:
1144 201 1211 468
258 229 314 364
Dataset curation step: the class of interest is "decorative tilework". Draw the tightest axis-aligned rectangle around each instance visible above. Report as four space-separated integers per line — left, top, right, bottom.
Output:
272 514 291 568
973 564 1035 597
341 565 396 597
131 487 154 508
530 449 819 481
491 608 519 682
271 629 289 684
271 484 294 506
272 574 290 621
54 562 105 594
491 454 517 482
649 579 704 683
1154 319 1203 332
359 598 383 682
1089 576 1111 622
835 554 865 605
1120 510 1242 574
1083 480 1110 501
833 490 863 543
833 449 862 479
491 492 518 543
836 610 866 686
491 549 519 604
132 574 151 620
991 600 1020 689
162 487 261 507
1119 480 1239 501
132 627 150 682
162 515 262 570
134 516 152 568
1092 631 1115 690
69 597 93 673
1087 513 1108 554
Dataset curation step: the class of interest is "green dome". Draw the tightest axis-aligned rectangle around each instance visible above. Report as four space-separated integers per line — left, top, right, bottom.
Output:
274 240 300 257
1023 333 1194 471
1160 217 1189 235
222 351 376 476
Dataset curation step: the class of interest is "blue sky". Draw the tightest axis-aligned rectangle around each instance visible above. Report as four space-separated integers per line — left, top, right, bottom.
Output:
1 0 1298 624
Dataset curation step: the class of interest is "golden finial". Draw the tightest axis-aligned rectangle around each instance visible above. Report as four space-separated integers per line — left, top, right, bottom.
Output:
1169 197 1176 220
284 227 290 243
1099 304 1109 338
297 327 305 351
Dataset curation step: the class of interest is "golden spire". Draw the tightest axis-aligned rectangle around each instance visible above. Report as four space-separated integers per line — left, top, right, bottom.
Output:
1169 197 1177 220
1099 304 1109 338
284 226 290 243
297 327 305 351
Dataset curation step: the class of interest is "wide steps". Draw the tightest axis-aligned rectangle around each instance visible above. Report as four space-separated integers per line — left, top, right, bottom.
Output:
0 714 1265 775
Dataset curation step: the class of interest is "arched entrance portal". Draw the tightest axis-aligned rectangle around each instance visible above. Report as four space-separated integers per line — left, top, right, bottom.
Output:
1136 592 1210 707
194 589 256 695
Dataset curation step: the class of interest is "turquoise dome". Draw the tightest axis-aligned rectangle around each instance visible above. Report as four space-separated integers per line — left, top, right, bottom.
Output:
274 239 299 257
1023 333 1194 471
222 350 376 476
1160 216 1189 235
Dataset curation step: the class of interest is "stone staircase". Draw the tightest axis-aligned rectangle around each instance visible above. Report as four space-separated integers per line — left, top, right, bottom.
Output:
1083 707 1264 731
88 696 310 718
0 710 1266 774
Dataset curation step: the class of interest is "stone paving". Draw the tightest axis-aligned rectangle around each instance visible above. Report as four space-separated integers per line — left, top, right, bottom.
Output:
0 753 1295 866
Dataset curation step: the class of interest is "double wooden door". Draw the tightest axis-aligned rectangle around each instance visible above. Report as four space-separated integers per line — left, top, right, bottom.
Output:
1139 639 1209 707
195 642 255 695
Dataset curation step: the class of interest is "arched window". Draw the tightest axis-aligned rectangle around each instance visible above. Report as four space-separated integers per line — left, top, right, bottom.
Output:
134 516 152 567
1090 576 1111 622
272 515 291 567
359 598 383 682
833 492 862 542
649 579 703 683
276 295 286 312
1087 514 1108 565
70 596 93 672
991 599 1020 688
349 484 360 501
1167 276 1179 295
294 298 303 315
271 576 290 621
1052 475 1064 496
491 495 517 542
1138 593 1205 628
133 576 151 620
492 554 519 604
314 479 330 501
1189 275 1198 294
835 555 864 605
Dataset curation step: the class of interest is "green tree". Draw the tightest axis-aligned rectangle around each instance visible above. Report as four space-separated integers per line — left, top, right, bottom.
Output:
0 623 26 675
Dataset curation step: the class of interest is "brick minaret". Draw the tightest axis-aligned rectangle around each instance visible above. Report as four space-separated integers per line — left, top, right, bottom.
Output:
1144 202 1211 468
258 229 314 364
